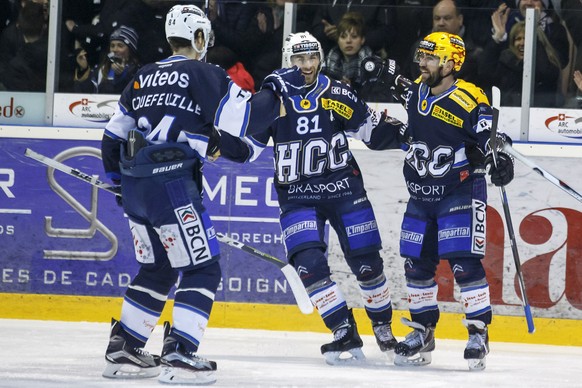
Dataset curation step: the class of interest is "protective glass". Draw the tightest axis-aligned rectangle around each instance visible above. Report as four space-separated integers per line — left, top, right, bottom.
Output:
414 51 441 66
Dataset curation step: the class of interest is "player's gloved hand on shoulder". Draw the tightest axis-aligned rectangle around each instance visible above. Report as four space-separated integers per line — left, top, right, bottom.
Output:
261 66 305 101
361 56 401 86
485 151 514 186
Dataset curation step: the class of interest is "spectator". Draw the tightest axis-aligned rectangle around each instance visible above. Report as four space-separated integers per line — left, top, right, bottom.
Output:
391 0 434 65
0 1 47 91
310 0 397 56
503 0 569 72
0 0 48 68
404 0 483 85
322 11 393 101
0 0 15 35
73 26 140 94
480 5 563 106
64 0 167 67
252 0 311 86
557 0 582 100
207 46 256 93
204 0 274 84
457 0 512 50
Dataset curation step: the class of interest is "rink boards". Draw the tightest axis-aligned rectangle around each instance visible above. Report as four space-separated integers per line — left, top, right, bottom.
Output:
0 126 581 347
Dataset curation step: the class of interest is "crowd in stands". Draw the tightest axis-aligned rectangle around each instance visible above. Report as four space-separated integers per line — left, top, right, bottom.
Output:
0 0 581 108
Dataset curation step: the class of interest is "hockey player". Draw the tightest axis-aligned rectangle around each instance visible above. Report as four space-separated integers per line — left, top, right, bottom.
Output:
219 31 408 365
100 5 303 384
361 32 515 370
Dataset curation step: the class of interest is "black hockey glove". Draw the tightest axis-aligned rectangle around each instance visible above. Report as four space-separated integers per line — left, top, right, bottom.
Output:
261 66 305 101
485 151 514 186
361 56 400 86
207 126 221 162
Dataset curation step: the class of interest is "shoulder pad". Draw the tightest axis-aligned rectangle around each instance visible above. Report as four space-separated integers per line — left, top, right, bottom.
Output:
449 80 489 112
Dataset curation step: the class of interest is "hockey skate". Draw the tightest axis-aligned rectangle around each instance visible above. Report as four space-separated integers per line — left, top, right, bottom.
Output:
462 319 490 371
102 318 161 379
372 321 397 360
320 309 365 365
158 322 217 385
394 317 435 367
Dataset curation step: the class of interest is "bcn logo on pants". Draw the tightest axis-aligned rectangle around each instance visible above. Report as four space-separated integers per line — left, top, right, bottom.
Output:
175 204 211 265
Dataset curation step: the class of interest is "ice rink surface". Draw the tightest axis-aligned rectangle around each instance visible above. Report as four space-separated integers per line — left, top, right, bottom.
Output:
0 319 581 387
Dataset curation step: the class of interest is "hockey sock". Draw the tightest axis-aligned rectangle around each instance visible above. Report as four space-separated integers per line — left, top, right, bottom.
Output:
120 285 168 348
358 273 393 323
406 279 440 328
172 263 220 353
307 277 349 331
459 280 492 324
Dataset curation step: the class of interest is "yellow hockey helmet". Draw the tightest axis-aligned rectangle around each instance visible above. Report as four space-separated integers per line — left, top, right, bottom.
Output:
415 32 466 72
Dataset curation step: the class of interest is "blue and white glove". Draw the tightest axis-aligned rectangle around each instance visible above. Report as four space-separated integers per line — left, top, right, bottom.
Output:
261 66 305 101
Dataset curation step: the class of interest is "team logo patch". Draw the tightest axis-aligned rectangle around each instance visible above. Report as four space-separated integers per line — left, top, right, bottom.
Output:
421 99 428 111
283 220 317 239
321 98 353 119
431 105 464 128
471 199 486 254
449 90 476 112
177 206 198 224
300 99 311 109
174 205 212 265
401 230 423 244
346 220 378 237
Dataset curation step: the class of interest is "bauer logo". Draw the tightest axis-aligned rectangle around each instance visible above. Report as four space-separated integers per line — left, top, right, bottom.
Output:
68 98 118 123
544 113 582 139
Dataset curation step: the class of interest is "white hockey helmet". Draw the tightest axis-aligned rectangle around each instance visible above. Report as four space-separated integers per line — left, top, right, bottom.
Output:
282 32 324 68
165 5 214 58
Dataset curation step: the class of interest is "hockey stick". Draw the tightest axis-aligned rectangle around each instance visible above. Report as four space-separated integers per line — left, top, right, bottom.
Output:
491 87 535 333
24 148 314 314
25 148 121 195
501 144 582 203
215 233 313 314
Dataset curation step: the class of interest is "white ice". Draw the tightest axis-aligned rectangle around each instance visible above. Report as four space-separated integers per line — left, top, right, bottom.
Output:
0 319 581 387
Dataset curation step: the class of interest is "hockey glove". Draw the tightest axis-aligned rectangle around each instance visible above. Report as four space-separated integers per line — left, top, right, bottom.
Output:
486 132 513 153
207 126 221 162
261 66 305 101
361 56 400 87
485 151 514 186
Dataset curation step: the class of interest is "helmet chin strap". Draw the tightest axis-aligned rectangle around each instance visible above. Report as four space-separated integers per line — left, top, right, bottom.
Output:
426 65 453 88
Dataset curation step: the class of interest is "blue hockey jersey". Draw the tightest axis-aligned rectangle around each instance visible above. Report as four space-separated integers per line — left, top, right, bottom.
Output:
402 79 493 202
241 74 402 205
102 55 278 180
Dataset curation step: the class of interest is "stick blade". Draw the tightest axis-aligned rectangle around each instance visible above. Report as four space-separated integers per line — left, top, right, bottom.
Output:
281 264 314 314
